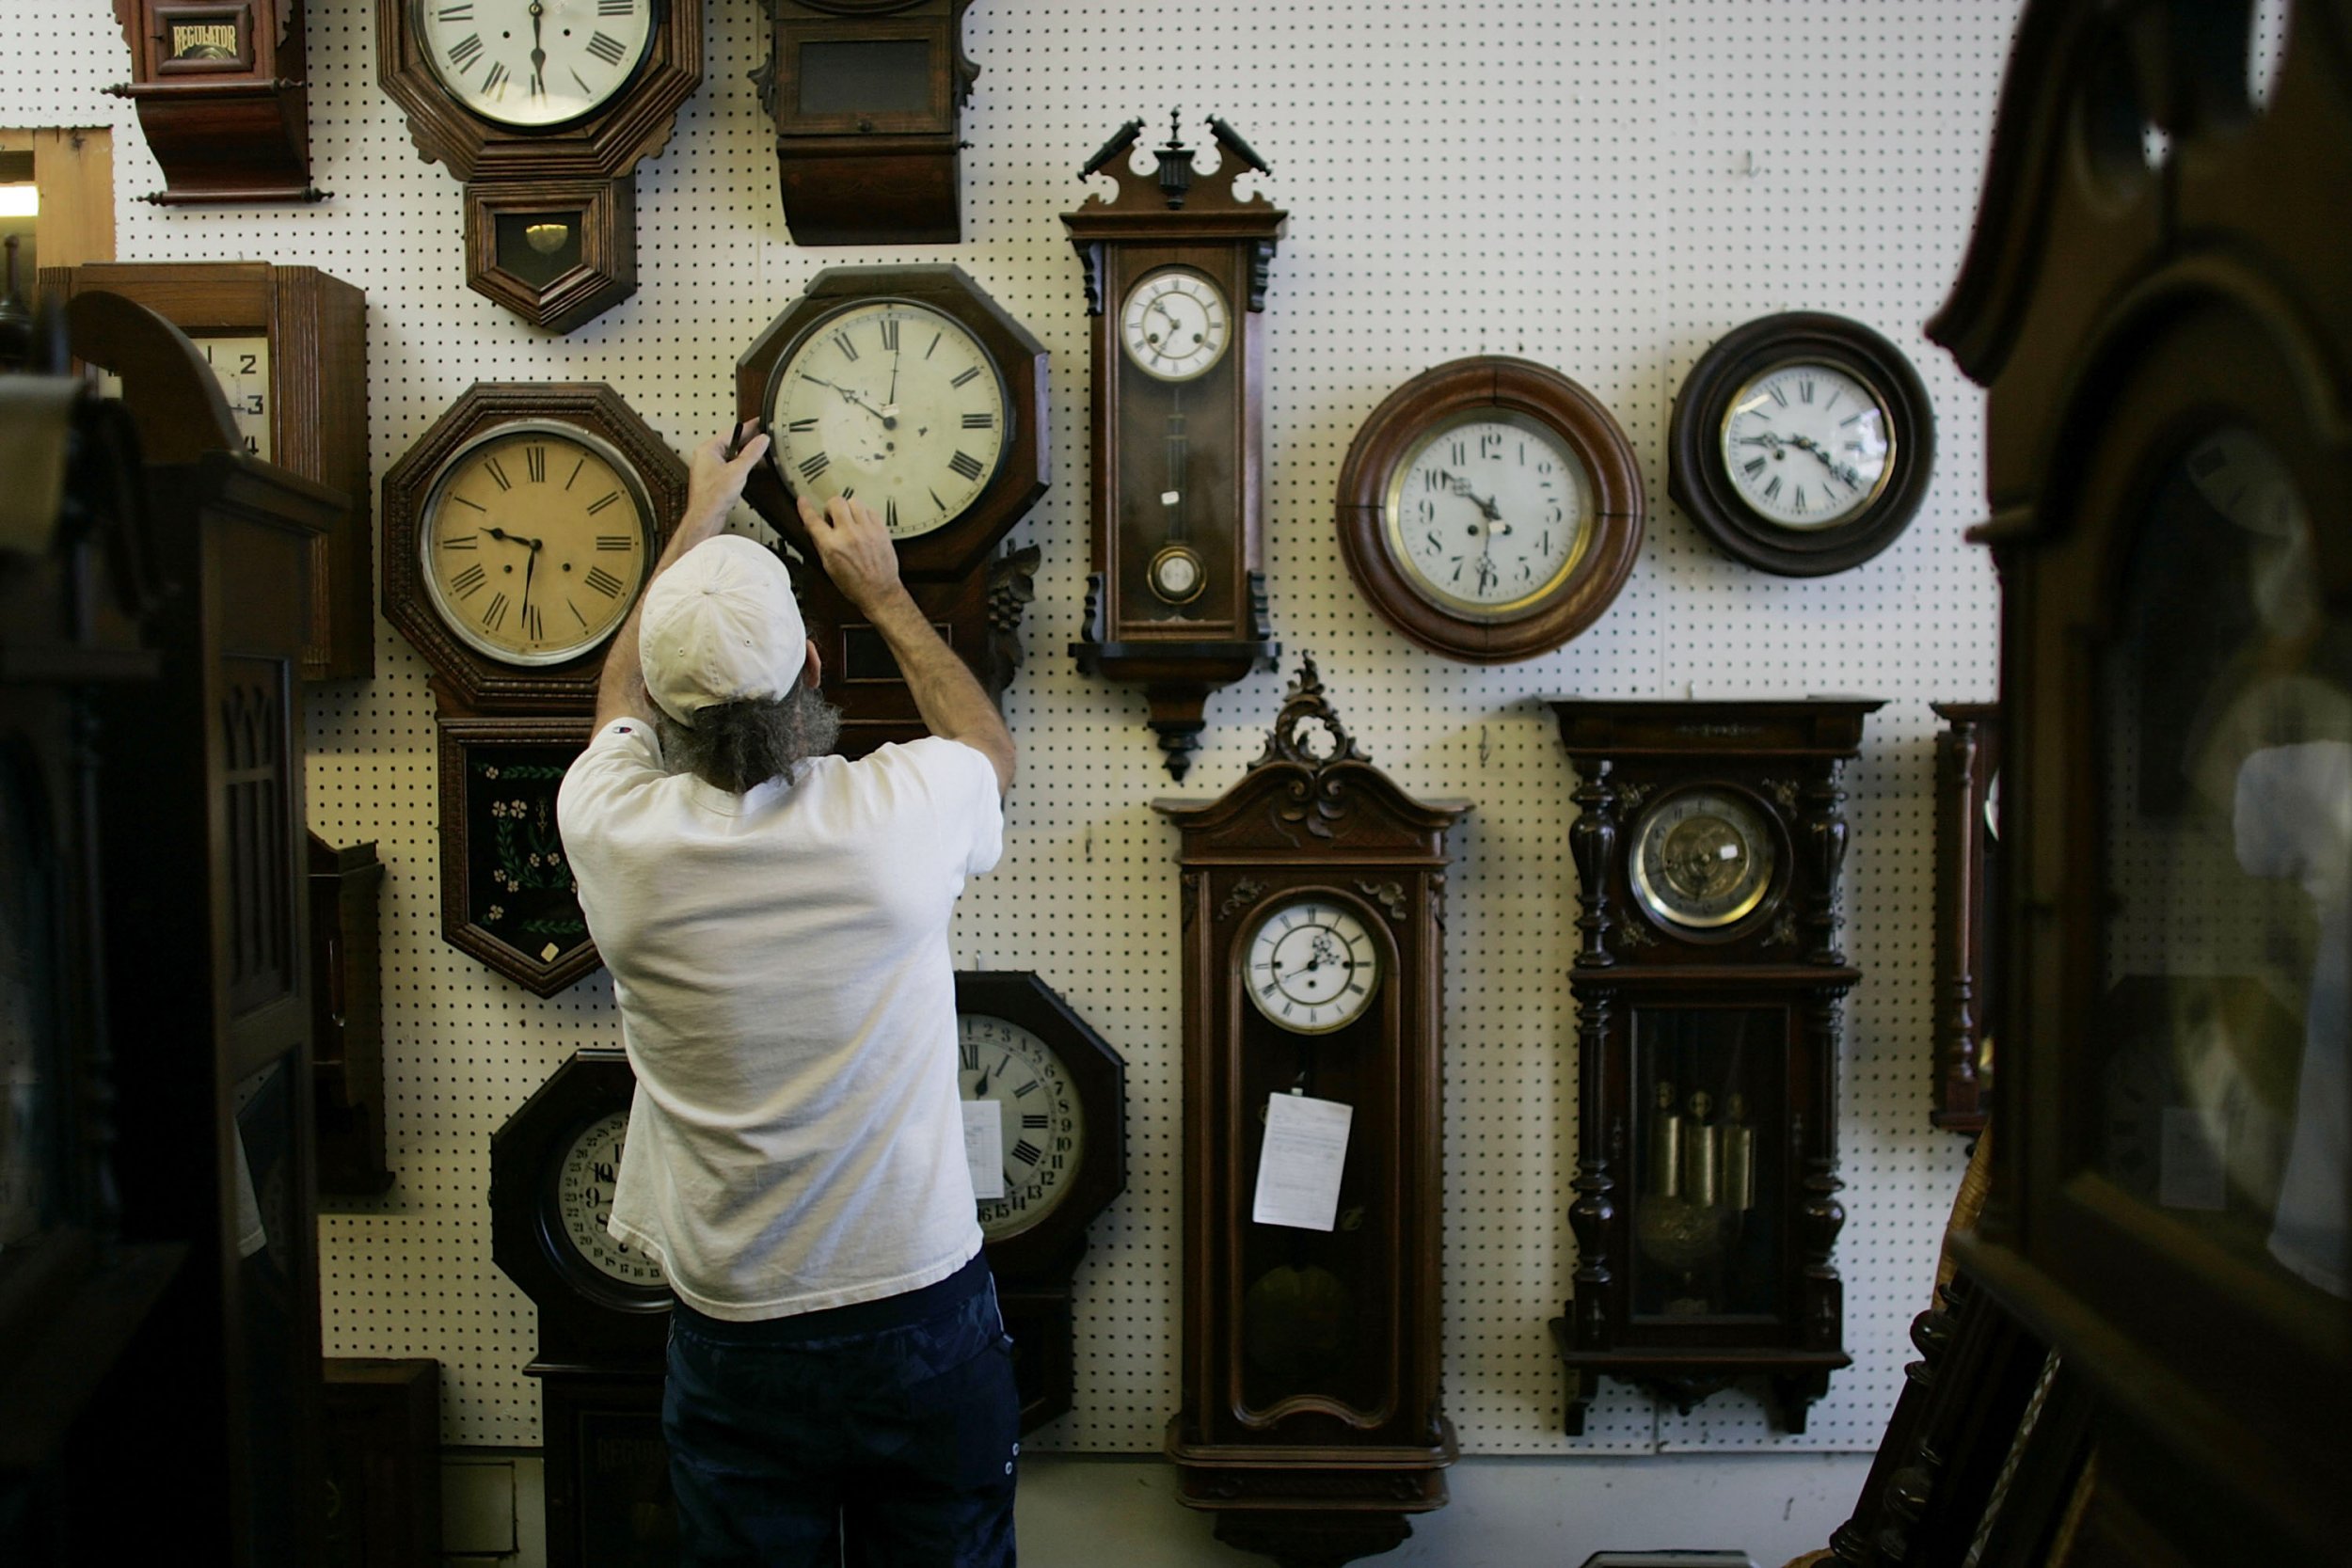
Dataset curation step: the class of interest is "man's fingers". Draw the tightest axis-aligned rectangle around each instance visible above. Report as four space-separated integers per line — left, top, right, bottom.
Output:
796 492 830 531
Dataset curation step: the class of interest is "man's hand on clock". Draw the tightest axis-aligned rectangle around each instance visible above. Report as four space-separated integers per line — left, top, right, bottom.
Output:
800 492 903 616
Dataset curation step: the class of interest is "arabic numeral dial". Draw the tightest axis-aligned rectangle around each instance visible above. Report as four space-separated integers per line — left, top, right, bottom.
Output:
557 1112 665 1285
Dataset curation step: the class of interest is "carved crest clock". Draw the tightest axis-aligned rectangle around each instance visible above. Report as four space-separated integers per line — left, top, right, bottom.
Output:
1548 697 1881 1435
753 0 978 245
376 0 702 331
1155 658 1468 1566
1066 113 1285 778
954 971 1126 1432
737 263 1048 757
383 383 687 993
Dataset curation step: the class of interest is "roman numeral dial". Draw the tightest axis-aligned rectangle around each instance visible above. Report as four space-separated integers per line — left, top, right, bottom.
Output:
764 297 1011 540
1244 897 1384 1035
418 0 655 130
421 421 654 666
1717 360 1893 531
956 1014 1088 1242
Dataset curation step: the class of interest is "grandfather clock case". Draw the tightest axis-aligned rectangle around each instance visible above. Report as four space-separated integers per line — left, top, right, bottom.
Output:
1549 699 1879 1434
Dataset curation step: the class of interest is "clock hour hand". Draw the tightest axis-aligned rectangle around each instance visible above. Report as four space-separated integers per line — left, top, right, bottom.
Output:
803 376 898 429
483 525 544 551
527 0 547 97
1786 433 1863 489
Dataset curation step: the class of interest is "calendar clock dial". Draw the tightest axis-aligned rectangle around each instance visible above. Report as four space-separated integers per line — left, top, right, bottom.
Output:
418 421 656 668
1340 356 1645 663
953 972 1126 1434
1670 312 1932 577
554 1110 665 1288
415 0 656 130
763 297 1011 540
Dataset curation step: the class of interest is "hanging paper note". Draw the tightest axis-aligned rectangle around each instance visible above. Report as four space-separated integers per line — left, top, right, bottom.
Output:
963 1100 1006 1201
1252 1091 1353 1231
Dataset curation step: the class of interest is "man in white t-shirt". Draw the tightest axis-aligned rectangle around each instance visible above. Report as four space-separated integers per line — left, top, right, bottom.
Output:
556 426 1020 1568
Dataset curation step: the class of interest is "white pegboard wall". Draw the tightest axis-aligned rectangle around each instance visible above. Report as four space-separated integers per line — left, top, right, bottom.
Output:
0 0 2041 1454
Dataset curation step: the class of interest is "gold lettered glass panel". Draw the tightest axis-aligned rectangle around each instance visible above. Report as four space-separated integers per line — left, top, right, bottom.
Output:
2098 427 2350 1302
1629 1006 1786 1322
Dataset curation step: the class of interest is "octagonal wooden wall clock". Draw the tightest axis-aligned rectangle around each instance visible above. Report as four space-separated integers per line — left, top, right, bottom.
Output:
382 383 688 994
377 0 702 332
1154 657 1469 1567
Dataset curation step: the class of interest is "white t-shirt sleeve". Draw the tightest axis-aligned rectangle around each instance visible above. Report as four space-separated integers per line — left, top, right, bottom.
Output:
908 736 1005 878
555 718 666 844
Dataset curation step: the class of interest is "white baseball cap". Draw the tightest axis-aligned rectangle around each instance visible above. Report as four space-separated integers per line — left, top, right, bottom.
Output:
637 535 809 726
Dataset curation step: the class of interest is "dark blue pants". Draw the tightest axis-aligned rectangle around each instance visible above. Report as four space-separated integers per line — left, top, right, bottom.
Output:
664 1263 1020 1567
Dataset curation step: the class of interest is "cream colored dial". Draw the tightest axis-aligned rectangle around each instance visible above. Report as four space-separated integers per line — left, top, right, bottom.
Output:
420 422 656 666
556 1112 664 1287
958 1014 1085 1242
1245 898 1382 1034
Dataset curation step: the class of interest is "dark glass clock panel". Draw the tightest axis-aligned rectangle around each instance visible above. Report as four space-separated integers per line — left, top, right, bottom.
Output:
0 744 56 1258
463 737 590 964
1114 274 1242 636
2094 426 2350 1303
1627 1006 1788 1323
797 40 932 116
493 211 588 292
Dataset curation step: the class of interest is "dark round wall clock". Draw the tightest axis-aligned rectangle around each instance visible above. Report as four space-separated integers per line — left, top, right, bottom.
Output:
1668 311 1934 577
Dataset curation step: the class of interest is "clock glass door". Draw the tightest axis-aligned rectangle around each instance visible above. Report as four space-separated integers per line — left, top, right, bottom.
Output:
1628 1006 1786 1322
1116 264 1239 629
0 747 55 1259
2094 425 2349 1302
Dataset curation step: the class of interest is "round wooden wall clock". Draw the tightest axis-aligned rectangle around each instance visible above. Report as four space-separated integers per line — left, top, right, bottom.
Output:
1668 311 1934 577
1337 356 1645 662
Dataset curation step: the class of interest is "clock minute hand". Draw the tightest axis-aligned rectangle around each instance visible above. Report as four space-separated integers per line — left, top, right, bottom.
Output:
1787 433 1862 487
803 376 897 429
527 0 547 97
484 525 544 551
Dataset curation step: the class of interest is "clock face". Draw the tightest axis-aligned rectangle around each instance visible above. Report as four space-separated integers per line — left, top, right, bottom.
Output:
1120 268 1231 383
100 332 272 461
554 1111 665 1288
1630 787 1779 931
1718 360 1894 530
765 298 1010 540
419 421 656 667
415 0 656 129
1383 410 1599 623
1245 898 1383 1035
958 1013 1086 1242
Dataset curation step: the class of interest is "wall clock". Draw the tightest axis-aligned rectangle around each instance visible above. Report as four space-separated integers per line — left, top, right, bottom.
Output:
1337 356 1645 662
737 263 1048 757
1931 701 1998 1133
1066 113 1285 779
1155 657 1469 1566
40 261 371 680
376 0 701 332
753 0 978 245
954 970 1126 1433
489 1046 675 1565
107 0 322 203
1668 311 1933 577
1548 697 1881 1434
385 384 684 994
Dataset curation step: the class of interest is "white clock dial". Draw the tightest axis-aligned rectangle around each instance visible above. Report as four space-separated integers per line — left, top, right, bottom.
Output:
416 0 655 130
958 1014 1084 1241
766 299 1009 540
99 332 273 462
1385 412 1598 622
1718 360 1893 530
555 1112 665 1287
1120 268 1231 382
1245 898 1382 1034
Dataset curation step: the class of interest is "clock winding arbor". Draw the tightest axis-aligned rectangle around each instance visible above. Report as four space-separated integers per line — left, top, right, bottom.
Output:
737 264 1048 758
1067 115 1284 780
754 0 978 245
376 0 703 332
1548 699 1880 1435
108 0 323 203
1155 659 1468 1568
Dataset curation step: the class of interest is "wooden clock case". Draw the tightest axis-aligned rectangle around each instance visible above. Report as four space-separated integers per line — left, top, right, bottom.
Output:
376 0 703 331
1924 0 2352 1558
737 263 1049 758
108 0 323 203
755 0 979 245
1548 698 1881 1435
1155 659 1468 1567
1930 701 1998 1132
1066 117 1285 779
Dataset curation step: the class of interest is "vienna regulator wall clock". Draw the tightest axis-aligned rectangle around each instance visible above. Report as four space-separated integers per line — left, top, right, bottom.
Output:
1668 312 1934 577
1066 113 1285 778
1338 356 1645 662
1155 658 1468 1567
738 263 1047 757
42 260 372 680
382 383 687 994
1549 697 1881 1434
955 971 1126 1433
108 0 323 202
754 0 978 245
377 0 702 331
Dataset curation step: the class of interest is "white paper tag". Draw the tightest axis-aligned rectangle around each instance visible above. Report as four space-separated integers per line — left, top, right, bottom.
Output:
1160 489 1182 506
962 1100 1006 1201
1252 1092 1353 1231
2158 1105 2228 1212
